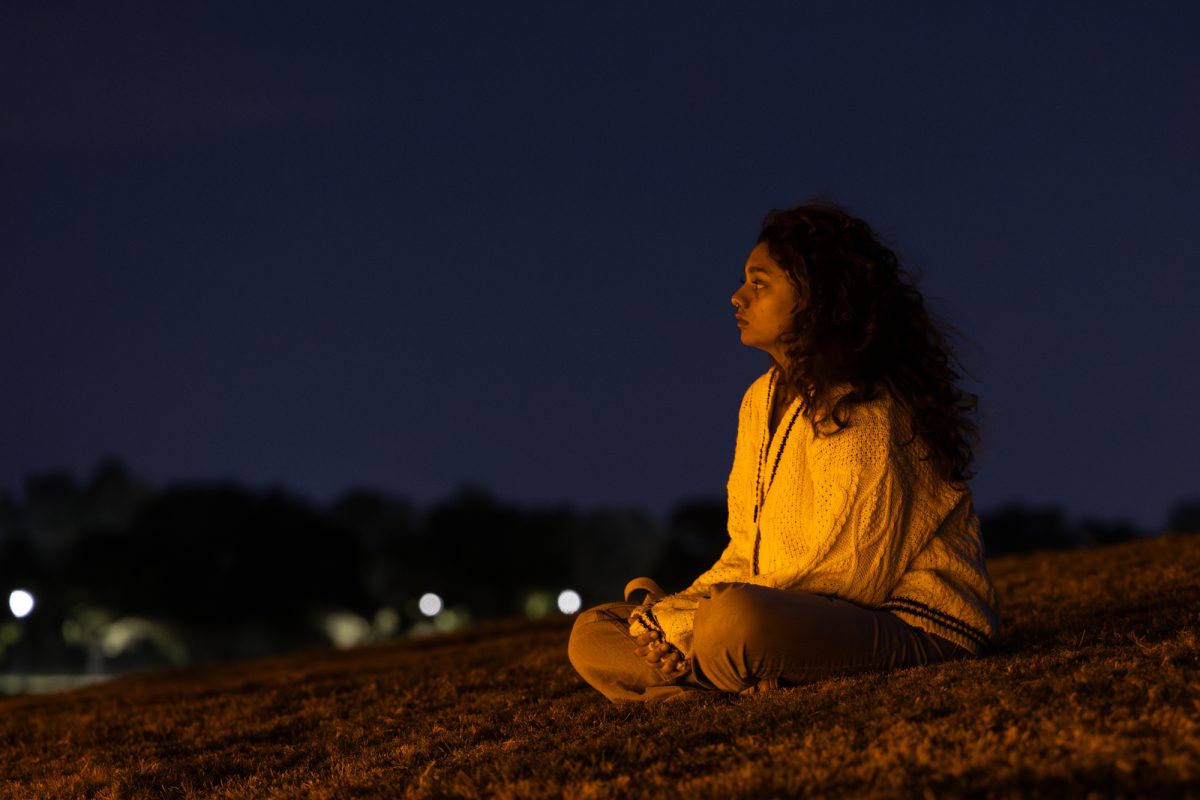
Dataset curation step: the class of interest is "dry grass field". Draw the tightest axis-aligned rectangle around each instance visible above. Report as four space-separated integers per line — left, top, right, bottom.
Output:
1 534 1198 799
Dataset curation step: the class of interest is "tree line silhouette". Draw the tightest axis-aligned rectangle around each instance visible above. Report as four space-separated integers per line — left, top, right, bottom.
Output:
1 457 1197 677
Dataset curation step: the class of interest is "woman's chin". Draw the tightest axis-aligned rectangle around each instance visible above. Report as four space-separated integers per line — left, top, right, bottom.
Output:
739 332 768 351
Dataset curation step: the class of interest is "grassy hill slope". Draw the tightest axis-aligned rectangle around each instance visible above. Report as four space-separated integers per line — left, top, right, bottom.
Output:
2 534 1198 798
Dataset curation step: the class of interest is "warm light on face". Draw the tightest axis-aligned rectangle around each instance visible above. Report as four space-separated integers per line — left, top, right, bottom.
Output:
557 589 582 614
418 592 444 617
731 242 801 363
8 590 35 619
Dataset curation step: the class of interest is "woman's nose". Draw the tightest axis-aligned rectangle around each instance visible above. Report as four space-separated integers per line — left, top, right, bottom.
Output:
731 287 745 309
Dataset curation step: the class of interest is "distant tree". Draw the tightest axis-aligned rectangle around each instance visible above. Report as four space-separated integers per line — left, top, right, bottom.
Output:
0 533 78 672
0 534 50 593
331 488 419 606
23 470 83 560
979 504 1075 556
650 498 728 593
80 457 152 533
420 486 524 618
57 527 141 611
0 490 22 545
330 488 416 551
61 483 370 660
1166 499 1200 534
1077 517 1142 546
568 508 661 606
509 505 579 601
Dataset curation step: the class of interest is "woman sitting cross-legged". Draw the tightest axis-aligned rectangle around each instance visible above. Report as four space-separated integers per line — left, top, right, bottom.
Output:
568 201 1000 701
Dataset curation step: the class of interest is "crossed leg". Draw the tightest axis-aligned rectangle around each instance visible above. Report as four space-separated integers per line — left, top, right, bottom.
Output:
569 583 968 702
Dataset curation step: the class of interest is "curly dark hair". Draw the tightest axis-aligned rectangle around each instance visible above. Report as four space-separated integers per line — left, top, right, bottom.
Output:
758 201 979 485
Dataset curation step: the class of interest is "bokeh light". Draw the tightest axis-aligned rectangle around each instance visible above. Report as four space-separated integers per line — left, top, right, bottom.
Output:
374 606 400 637
418 592 444 617
434 608 465 632
8 590 34 619
524 591 553 619
320 612 372 649
557 589 582 614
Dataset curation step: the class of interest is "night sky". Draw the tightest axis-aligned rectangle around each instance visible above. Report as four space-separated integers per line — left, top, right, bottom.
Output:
3 4 1198 531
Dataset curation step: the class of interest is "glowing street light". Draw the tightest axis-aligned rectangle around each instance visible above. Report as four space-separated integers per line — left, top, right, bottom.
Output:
8 589 35 619
418 592 443 617
557 589 582 615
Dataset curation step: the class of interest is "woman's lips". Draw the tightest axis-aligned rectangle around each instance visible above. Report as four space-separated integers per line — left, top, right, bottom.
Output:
736 315 748 328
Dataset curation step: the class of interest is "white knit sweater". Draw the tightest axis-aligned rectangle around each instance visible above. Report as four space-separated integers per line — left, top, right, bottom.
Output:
648 369 1000 658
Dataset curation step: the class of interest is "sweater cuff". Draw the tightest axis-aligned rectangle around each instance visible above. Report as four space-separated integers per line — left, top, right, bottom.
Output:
645 593 703 659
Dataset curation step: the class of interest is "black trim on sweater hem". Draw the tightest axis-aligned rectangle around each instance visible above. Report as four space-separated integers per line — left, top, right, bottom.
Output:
880 596 992 653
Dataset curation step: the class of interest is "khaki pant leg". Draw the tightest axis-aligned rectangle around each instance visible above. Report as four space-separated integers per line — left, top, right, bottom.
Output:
567 602 709 702
692 583 968 694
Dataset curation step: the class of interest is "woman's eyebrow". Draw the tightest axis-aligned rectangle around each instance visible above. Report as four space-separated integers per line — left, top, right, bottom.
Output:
747 266 771 276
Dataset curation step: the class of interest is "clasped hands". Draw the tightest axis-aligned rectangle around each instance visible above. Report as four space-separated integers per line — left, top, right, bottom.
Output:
633 627 688 676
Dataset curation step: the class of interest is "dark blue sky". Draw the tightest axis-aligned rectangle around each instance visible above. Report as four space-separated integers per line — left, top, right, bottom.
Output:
2 3 1197 530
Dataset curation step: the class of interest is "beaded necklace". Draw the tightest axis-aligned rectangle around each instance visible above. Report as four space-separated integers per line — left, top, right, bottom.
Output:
752 370 803 574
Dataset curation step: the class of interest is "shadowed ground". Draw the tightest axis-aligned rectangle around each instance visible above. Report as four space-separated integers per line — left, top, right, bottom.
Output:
1 534 1197 798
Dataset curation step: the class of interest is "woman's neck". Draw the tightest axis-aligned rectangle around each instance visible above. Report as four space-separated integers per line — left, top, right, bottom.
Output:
769 371 797 436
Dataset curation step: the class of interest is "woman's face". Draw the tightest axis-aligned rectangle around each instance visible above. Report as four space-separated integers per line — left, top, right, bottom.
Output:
731 242 801 363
